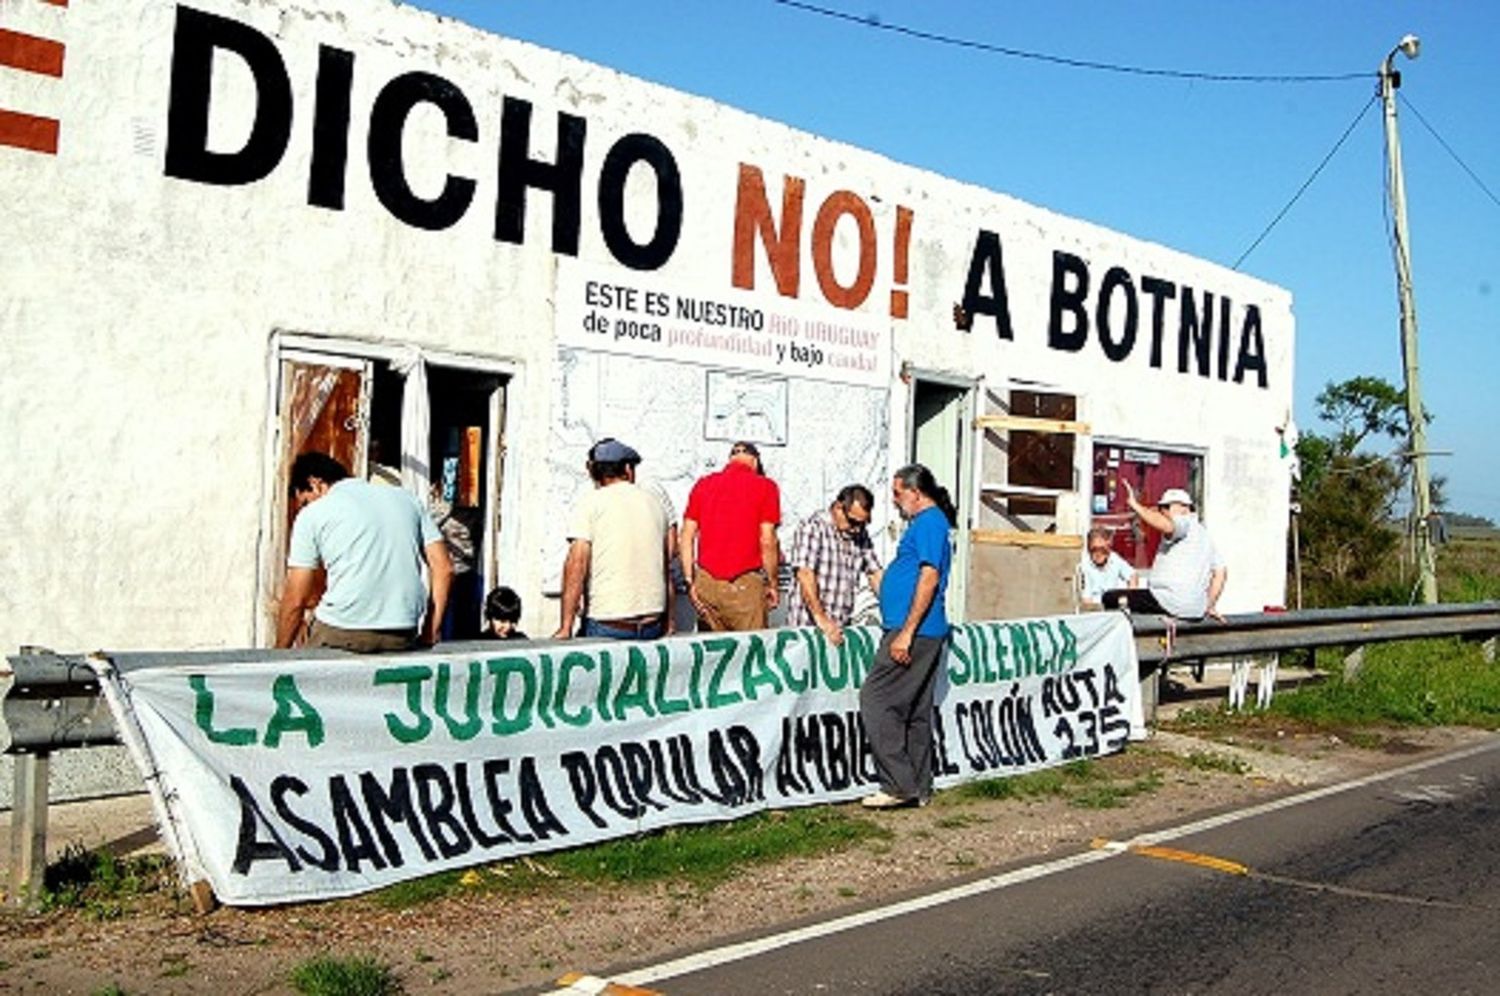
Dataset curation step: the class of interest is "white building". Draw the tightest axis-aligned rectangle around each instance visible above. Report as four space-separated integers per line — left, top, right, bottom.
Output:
3 0 1294 666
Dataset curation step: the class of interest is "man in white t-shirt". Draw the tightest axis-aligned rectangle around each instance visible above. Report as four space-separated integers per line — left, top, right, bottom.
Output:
1104 483 1227 621
1079 524 1137 609
553 438 672 640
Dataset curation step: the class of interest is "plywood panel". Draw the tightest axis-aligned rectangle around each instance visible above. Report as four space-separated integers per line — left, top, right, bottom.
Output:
965 542 1081 620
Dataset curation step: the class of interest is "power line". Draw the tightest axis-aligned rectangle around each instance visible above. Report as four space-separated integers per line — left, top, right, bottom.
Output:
1398 93 1500 212
772 0 1374 83
1232 95 1378 270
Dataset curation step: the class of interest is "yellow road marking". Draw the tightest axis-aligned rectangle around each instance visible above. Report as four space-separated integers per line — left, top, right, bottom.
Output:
551 972 663 995
1092 837 1249 875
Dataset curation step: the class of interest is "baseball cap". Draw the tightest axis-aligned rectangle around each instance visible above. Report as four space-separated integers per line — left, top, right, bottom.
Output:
1157 487 1194 509
589 438 641 464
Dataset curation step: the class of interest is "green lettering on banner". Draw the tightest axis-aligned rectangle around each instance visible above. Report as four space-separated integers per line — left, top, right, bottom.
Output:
613 647 656 720
536 653 556 728
264 674 325 748
1007 623 1035 677
1028 621 1056 675
688 643 706 710
434 661 483 741
974 626 996 681
947 632 973 686
799 631 822 690
189 674 256 746
596 649 614 722
741 634 783 700
987 624 1011 680
844 627 876 685
821 633 850 691
773 629 809 693
650 643 690 716
373 665 433 744
488 657 536 736
556 652 595 727
705 637 742 708
1058 619 1079 671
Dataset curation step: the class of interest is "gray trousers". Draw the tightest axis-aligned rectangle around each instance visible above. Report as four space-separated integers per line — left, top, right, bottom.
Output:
859 630 945 801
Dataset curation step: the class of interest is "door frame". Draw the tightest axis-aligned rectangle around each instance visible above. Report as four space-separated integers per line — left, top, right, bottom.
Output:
903 367 979 623
255 331 523 645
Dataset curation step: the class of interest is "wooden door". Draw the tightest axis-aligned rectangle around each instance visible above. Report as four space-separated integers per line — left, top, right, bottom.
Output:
259 357 371 641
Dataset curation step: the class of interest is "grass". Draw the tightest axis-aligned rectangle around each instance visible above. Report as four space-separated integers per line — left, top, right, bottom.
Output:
1165 636 1500 736
289 955 402 996
1272 637 1500 728
1437 531 1500 603
1069 773 1164 809
372 807 891 909
41 846 175 915
1298 528 1500 609
949 759 1102 802
946 758 1167 809
1182 751 1252 775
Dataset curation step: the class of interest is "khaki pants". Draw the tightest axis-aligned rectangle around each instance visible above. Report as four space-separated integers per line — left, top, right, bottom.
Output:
694 568 768 632
306 619 418 653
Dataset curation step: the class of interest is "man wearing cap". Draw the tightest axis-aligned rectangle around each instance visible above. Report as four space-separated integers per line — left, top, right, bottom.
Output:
1103 482 1227 621
553 438 673 641
680 442 782 631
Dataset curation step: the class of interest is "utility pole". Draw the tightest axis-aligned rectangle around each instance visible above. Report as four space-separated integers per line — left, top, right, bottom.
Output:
1378 34 1438 605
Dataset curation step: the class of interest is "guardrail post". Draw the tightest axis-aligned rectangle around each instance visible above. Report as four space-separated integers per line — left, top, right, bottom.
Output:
7 752 50 910
1139 664 1158 724
1342 645 1366 682
1483 637 1497 664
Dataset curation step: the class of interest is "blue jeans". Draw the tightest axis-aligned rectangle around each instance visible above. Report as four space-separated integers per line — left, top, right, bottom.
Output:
582 616 665 641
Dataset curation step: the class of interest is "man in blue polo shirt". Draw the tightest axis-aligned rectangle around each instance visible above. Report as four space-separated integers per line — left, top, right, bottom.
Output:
859 463 956 809
276 452 453 652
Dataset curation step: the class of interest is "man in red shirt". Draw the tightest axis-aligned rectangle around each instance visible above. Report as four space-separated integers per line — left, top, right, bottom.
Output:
680 442 782 631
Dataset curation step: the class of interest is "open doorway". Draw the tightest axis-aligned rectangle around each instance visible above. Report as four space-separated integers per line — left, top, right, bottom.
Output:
260 341 511 645
366 363 505 638
907 373 975 621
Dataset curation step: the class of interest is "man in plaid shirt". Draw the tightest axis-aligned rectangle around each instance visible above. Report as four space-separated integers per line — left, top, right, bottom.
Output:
785 484 884 645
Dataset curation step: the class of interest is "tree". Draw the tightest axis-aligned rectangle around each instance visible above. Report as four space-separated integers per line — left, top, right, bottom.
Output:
1293 376 1416 604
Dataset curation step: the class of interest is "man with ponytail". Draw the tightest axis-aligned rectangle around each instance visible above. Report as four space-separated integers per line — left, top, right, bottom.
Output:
860 463 957 809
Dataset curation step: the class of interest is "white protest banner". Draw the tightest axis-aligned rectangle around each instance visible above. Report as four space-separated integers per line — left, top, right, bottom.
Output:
96 613 1141 906
554 258 893 387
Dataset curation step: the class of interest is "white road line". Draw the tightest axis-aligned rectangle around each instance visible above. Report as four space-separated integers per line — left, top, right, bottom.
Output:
617 736 1500 987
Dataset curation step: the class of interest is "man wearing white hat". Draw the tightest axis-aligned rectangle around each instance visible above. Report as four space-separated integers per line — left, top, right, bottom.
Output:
1103 481 1227 621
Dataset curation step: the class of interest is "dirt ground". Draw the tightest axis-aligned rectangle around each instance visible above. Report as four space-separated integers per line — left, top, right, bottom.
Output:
1 721 1492 996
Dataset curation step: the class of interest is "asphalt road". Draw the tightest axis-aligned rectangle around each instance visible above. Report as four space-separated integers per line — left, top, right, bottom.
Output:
620 738 1500 995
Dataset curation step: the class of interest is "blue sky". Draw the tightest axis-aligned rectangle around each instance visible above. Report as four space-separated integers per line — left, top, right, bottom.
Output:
415 0 1499 521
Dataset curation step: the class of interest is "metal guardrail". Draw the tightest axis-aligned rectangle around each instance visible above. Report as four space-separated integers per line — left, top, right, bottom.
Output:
2 646 364 754
1130 601 1500 669
4 604 1498 908
6 604 1500 754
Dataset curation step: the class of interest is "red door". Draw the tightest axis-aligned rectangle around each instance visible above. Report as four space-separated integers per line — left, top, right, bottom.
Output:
1090 446 1202 569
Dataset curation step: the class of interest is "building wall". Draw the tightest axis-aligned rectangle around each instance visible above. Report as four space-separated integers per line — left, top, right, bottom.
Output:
2 0 1295 666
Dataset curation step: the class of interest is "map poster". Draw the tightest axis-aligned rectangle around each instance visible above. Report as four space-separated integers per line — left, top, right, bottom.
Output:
704 371 788 445
555 259 893 388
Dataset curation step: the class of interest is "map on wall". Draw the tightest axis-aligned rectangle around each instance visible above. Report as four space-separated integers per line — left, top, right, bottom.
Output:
704 370 788 445
544 348 891 592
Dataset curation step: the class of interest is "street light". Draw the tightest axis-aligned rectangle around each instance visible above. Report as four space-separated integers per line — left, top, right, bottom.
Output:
1378 33 1438 604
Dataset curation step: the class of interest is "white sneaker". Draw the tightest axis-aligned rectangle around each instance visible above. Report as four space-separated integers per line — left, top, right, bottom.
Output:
861 790 912 809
